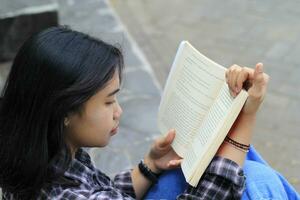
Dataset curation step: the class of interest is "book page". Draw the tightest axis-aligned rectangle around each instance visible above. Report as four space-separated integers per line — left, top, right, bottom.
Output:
158 41 226 157
181 83 248 186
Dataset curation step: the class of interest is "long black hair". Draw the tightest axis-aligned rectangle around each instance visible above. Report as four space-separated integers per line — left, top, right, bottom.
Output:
0 26 124 199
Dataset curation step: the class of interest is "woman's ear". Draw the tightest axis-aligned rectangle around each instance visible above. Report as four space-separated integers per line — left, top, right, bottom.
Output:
64 117 70 126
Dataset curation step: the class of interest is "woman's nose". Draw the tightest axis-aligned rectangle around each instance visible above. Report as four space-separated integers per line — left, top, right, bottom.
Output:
113 101 122 120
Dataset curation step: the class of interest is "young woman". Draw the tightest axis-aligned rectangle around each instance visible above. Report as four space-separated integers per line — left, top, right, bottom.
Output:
0 26 269 199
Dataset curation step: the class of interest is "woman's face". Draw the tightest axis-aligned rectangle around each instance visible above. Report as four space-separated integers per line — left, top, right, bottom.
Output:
65 71 122 150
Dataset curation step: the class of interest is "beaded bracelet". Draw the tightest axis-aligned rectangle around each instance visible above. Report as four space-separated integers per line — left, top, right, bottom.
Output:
138 159 160 184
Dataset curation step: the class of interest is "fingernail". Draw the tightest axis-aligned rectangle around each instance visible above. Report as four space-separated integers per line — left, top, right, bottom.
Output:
230 90 235 97
171 129 175 134
235 87 239 93
256 63 263 73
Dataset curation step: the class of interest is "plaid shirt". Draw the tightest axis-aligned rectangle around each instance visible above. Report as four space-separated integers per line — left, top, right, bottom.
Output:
4 148 245 199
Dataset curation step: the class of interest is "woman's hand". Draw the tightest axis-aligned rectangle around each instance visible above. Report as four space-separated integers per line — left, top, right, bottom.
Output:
217 63 270 166
144 129 182 173
226 63 269 116
131 129 182 199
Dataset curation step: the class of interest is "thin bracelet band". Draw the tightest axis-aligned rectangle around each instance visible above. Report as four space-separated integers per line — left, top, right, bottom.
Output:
225 136 250 148
224 137 250 151
224 136 250 153
224 140 249 153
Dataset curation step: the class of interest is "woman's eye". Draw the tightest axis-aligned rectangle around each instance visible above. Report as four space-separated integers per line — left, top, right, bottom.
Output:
106 100 116 105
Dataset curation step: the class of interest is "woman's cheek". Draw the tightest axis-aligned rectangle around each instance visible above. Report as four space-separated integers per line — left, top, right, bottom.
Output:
96 109 113 129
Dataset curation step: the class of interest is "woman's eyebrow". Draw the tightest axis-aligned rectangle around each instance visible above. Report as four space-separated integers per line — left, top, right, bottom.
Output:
107 88 120 97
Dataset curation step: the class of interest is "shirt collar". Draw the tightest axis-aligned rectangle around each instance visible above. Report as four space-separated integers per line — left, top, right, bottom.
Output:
52 148 95 184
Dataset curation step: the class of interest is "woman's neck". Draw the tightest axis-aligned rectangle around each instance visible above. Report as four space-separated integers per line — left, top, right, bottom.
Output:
66 140 78 159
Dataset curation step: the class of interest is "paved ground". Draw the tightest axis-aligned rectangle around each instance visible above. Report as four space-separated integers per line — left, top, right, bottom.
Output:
111 0 300 191
0 0 299 196
58 0 163 176
0 0 162 197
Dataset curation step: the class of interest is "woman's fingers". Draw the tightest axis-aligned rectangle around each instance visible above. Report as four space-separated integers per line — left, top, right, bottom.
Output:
230 65 239 96
241 63 269 115
253 63 268 91
236 68 249 93
225 63 269 115
226 65 235 96
248 63 269 100
227 64 265 96
227 65 244 96
156 129 175 149
167 159 183 168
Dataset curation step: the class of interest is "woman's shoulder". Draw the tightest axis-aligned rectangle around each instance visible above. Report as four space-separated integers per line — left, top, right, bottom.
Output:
38 179 134 200
39 184 91 199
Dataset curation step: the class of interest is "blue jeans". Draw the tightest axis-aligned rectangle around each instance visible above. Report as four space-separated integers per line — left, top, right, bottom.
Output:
144 146 300 200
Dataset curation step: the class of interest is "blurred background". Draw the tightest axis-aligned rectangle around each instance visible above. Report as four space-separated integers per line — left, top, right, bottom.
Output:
0 0 299 196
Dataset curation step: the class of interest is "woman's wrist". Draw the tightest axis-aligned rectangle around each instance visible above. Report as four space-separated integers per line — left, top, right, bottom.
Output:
143 156 162 174
228 112 256 140
239 111 257 120
217 112 257 166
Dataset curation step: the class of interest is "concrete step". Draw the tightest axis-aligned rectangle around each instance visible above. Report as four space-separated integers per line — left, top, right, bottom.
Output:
0 0 59 61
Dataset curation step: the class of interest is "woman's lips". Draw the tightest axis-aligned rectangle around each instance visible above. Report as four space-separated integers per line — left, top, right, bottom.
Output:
110 126 119 135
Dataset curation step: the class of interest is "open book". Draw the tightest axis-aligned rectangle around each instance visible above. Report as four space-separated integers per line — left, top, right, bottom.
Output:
157 41 248 186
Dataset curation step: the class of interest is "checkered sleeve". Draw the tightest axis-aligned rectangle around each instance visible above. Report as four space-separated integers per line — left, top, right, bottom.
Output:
113 170 136 198
177 156 246 200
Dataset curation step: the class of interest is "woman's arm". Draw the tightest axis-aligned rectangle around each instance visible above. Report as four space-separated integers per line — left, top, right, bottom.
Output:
217 63 269 166
178 63 270 200
130 163 154 199
217 112 255 166
131 130 182 199
130 63 269 199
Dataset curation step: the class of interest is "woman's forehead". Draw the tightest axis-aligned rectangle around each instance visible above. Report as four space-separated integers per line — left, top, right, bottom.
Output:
104 72 120 93
93 72 120 99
